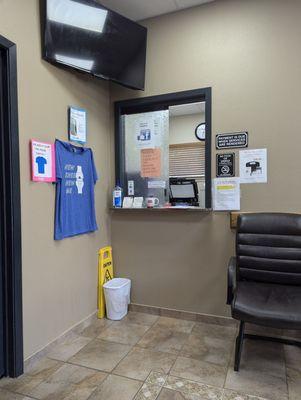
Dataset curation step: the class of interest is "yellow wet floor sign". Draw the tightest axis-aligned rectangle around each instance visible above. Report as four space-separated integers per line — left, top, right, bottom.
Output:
98 246 114 319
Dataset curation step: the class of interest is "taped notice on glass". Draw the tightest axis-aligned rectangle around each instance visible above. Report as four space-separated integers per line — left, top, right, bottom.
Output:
213 178 240 211
135 119 155 148
148 180 166 189
141 148 161 178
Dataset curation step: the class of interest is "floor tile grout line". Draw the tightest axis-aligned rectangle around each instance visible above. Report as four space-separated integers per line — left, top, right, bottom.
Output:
109 371 147 384
282 344 290 400
168 350 179 375
132 368 154 396
222 338 236 389
85 372 112 400
8 360 107 400
4 313 295 400
0 386 40 400
85 372 143 400
43 334 95 364
221 338 288 400
168 370 224 391
53 335 136 371
60 342 179 379
111 340 180 377
44 314 158 367
95 316 158 350
97 318 156 339
0 361 66 399
155 385 164 400
109 340 142 376
165 372 227 396
141 315 197 374
30 314 190 381
133 370 168 400
63 359 112 374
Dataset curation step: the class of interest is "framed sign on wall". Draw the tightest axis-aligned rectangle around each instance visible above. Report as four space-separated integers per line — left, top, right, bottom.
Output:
216 153 235 177
68 106 87 144
216 132 248 149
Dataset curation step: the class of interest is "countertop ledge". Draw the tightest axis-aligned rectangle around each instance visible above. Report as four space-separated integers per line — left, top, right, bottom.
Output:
110 207 212 212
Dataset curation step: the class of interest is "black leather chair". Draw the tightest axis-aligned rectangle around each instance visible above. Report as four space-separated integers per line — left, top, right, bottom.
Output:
227 213 301 371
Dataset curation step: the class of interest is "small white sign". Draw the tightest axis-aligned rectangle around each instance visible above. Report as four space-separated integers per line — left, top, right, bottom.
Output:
128 180 135 196
134 112 165 149
213 177 240 211
148 180 166 189
135 119 155 148
239 148 267 183
69 106 87 144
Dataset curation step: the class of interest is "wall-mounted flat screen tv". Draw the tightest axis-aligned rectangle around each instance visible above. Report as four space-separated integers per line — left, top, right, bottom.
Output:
42 0 147 90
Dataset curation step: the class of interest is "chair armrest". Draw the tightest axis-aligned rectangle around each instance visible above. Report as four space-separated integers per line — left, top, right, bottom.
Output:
227 256 237 305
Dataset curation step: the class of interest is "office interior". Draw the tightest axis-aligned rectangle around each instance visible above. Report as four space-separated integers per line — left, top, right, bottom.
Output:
0 1 300 400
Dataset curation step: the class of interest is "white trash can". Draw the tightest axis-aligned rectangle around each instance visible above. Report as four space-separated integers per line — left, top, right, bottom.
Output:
103 278 131 320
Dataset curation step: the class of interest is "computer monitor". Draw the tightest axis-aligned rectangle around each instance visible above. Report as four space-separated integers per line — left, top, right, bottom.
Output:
169 178 199 206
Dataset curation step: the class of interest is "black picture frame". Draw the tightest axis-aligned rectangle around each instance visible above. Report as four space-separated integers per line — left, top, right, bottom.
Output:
114 87 212 209
0 34 23 377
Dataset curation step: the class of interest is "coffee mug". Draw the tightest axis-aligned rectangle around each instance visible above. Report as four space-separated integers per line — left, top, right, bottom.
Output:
146 197 159 208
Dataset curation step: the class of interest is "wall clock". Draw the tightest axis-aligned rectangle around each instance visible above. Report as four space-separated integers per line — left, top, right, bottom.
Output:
195 123 206 141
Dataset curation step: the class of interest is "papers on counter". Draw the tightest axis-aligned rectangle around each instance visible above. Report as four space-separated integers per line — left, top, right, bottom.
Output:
122 197 134 208
133 197 144 208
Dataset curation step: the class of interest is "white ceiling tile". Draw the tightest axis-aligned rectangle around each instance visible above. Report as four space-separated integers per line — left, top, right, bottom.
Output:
174 0 214 10
169 102 205 116
99 0 177 21
99 0 215 21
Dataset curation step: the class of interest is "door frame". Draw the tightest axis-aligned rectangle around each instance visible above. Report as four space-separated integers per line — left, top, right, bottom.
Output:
0 34 23 377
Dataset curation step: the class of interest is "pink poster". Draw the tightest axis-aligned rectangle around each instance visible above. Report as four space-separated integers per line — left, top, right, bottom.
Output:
31 140 56 182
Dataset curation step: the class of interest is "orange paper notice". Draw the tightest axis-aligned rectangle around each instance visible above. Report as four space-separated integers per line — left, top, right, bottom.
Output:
141 148 161 178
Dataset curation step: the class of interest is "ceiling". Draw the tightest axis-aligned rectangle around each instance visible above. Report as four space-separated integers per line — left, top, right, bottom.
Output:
99 0 215 21
169 102 205 117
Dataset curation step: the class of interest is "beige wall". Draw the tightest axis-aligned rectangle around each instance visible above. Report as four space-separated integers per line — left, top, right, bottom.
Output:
0 0 111 358
1 0 301 360
111 0 301 317
169 113 205 144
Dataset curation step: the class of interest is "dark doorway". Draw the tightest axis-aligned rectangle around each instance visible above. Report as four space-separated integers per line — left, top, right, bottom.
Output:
0 35 23 378
0 180 4 377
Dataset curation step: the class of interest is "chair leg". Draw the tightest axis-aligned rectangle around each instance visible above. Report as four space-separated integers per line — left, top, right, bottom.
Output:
234 321 245 372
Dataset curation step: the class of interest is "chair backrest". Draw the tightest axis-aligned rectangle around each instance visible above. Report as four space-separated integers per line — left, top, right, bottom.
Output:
236 213 301 285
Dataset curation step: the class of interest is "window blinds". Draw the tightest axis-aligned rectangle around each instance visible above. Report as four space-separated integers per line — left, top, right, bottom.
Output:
169 142 205 179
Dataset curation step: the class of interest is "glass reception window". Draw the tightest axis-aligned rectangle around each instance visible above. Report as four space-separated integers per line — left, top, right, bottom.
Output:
123 110 170 205
115 88 212 210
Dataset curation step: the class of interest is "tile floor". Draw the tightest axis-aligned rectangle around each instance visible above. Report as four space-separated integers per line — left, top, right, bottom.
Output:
0 312 300 400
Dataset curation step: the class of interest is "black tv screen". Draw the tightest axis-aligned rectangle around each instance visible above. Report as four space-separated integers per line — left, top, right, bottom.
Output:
42 0 147 90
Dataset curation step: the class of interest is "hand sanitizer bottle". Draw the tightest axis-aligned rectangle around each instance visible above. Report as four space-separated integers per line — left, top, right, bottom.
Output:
113 183 122 208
